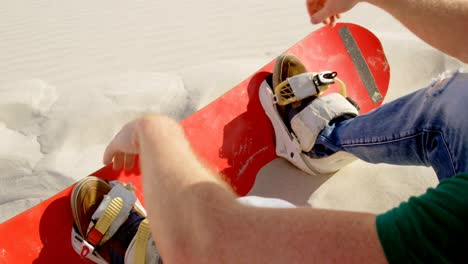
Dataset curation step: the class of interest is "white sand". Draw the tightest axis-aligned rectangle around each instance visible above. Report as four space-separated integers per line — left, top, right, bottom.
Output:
0 0 466 222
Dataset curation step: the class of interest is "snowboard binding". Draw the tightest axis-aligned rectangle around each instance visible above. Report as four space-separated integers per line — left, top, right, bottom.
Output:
259 54 359 175
70 176 162 264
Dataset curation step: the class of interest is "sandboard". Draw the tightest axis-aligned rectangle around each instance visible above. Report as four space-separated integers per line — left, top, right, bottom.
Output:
0 23 390 263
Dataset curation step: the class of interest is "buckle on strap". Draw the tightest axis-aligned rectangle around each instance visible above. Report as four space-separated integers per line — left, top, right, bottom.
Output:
86 226 105 246
314 71 337 86
79 239 95 258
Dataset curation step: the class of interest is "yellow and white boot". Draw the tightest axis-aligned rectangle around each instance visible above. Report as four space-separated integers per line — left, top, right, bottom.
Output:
71 176 161 263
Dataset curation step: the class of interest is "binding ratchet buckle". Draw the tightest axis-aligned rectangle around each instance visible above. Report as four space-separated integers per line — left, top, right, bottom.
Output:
314 71 338 86
274 71 347 106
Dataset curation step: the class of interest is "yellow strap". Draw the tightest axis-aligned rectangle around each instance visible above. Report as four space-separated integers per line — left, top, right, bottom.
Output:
94 197 123 245
336 78 347 98
134 219 151 264
316 78 347 97
274 79 297 106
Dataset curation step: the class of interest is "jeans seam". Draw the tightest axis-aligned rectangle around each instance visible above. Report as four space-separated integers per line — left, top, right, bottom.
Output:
325 132 427 163
427 129 457 176
338 132 424 148
335 129 457 177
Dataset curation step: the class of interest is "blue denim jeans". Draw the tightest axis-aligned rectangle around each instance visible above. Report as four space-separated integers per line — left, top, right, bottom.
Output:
313 70 468 181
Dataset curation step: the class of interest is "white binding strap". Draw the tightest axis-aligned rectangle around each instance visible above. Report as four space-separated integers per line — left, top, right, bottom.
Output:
291 93 359 152
287 72 319 101
91 182 137 243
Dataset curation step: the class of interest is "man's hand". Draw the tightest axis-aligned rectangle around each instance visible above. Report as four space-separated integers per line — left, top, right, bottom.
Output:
306 0 360 26
103 118 142 171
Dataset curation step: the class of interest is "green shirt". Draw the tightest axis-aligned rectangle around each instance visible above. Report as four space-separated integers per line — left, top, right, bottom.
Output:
376 173 468 263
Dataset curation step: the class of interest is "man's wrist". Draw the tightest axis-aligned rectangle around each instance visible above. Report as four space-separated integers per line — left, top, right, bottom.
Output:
362 0 391 9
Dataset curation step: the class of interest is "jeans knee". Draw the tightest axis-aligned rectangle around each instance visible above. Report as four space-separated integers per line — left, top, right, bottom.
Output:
424 70 468 116
427 70 458 95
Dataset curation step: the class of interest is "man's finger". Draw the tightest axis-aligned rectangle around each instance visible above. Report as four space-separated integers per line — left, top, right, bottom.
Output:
322 17 331 25
103 145 115 165
310 7 331 24
113 153 125 171
124 154 136 171
330 15 336 26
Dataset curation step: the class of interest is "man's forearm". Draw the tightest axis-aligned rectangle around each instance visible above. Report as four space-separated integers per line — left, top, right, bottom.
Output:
367 0 468 63
136 115 238 263
221 206 387 263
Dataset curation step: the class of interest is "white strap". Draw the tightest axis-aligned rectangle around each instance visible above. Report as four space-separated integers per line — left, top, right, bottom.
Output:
291 93 359 152
91 182 137 242
286 72 319 101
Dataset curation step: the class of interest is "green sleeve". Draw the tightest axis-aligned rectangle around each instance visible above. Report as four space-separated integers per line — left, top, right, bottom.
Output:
376 173 468 264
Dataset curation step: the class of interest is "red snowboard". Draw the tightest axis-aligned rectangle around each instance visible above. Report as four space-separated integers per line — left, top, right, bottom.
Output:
0 23 390 263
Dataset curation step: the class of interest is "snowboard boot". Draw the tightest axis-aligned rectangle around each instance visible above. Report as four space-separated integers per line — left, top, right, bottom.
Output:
259 54 359 175
71 176 161 263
